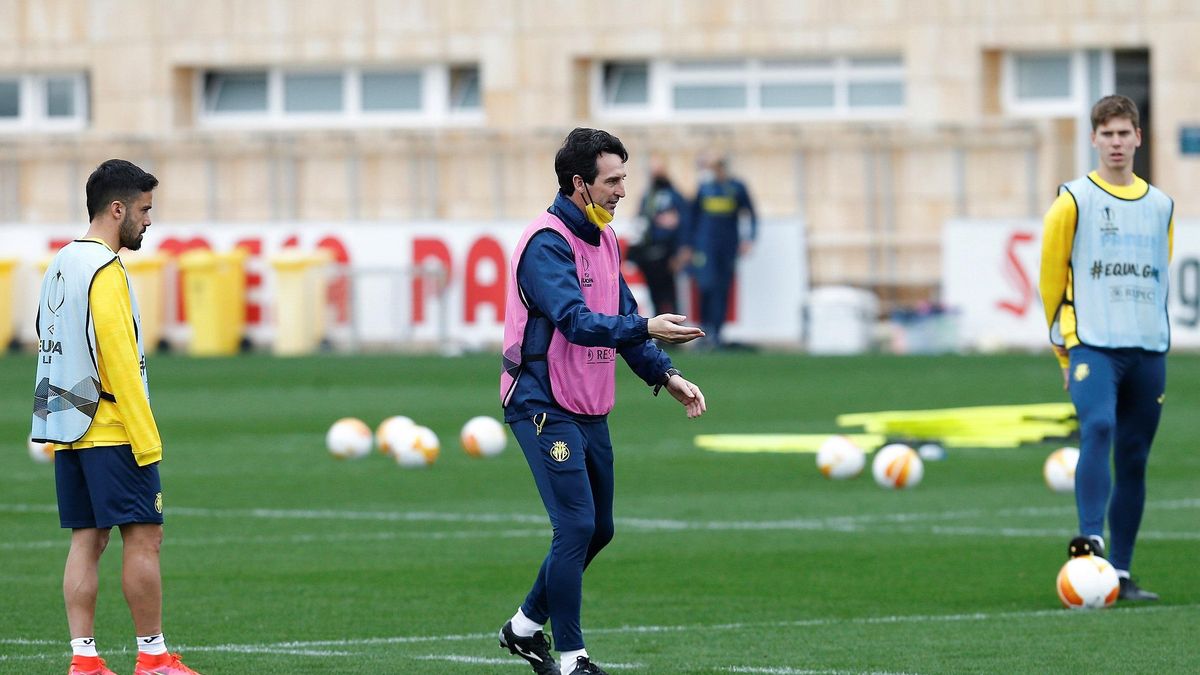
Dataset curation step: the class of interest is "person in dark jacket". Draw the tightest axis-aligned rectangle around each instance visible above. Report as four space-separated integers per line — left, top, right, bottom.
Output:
690 155 756 347
497 128 707 675
628 156 690 315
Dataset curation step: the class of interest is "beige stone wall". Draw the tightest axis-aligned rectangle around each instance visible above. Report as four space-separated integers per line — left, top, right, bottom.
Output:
2 0 1199 304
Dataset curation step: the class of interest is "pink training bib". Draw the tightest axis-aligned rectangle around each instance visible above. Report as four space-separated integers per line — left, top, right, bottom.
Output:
501 211 620 415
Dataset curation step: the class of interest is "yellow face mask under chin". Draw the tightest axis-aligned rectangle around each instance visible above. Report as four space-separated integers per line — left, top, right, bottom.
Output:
582 183 613 230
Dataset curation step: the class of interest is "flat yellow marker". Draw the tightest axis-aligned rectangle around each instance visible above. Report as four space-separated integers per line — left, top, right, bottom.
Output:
696 403 1078 453
695 433 886 454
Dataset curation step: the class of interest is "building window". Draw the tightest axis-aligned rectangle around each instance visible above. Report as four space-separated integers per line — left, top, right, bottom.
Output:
0 73 89 132
204 71 269 113
845 56 905 108
595 56 905 121
848 81 904 107
362 71 422 111
1003 50 1117 175
761 82 835 109
448 65 481 111
602 62 649 106
1001 50 1112 116
673 84 746 110
1014 54 1072 100
0 79 18 118
283 72 343 113
198 64 482 128
45 77 78 117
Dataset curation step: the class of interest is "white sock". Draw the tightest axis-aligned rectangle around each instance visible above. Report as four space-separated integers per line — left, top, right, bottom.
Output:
70 637 98 658
1088 534 1106 552
1115 568 1131 579
136 633 168 656
560 648 588 674
510 607 543 638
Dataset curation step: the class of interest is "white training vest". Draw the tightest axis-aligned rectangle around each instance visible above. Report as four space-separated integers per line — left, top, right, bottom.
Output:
31 240 148 444
1054 176 1172 351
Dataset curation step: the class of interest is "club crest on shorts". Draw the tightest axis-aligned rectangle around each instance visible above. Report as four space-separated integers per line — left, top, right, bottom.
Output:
1074 363 1090 382
549 440 570 462
154 492 163 514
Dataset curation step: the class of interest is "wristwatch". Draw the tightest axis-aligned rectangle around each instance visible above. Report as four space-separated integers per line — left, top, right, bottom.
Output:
654 368 682 396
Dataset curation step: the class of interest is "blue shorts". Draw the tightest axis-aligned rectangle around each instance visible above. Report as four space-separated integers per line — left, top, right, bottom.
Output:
55 445 163 529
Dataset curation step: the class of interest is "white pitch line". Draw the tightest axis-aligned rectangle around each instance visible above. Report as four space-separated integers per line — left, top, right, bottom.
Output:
0 527 552 551
0 638 59 645
0 653 56 663
924 525 1200 541
4 498 1200 551
181 645 352 656
720 662 907 667
6 604 1197 666
3 498 1198 531
415 654 529 666
0 638 348 653
160 602 1199 656
415 654 644 669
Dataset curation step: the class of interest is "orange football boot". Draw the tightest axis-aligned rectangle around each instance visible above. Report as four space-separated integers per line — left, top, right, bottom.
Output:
67 655 117 675
131 652 203 675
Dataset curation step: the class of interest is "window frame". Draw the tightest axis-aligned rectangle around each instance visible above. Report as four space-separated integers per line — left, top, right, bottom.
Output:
196 64 482 129
1002 49 1116 175
0 72 89 133
1002 51 1091 117
592 56 906 122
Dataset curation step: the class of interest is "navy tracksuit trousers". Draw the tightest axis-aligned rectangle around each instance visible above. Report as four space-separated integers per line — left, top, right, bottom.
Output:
1067 344 1166 572
511 414 615 652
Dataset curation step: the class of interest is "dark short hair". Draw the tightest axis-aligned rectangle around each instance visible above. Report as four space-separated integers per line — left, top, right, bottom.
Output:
85 159 159 221
1091 94 1139 131
554 128 628 194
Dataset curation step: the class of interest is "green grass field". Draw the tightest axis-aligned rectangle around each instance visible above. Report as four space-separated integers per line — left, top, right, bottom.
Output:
2 351 1198 674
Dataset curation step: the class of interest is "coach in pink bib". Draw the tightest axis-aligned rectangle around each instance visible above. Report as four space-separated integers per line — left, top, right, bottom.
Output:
497 129 708 675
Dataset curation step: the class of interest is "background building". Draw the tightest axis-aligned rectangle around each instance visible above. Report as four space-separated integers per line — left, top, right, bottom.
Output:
1 0 1197 331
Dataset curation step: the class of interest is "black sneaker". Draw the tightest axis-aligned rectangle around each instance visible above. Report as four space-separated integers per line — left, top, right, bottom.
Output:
567 656 610 675
1067 535 1104 559
1118 577 1160 602
498 621 558 675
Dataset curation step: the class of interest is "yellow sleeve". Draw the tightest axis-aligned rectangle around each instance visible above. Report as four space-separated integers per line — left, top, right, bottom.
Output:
91 262 163 465
1169 216 1174 262
1039 192 1076 369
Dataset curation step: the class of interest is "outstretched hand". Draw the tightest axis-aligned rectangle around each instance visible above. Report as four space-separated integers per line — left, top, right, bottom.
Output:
665 375 706 418
648 314 705 344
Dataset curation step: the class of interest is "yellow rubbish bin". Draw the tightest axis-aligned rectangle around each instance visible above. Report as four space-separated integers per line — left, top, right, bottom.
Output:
0 258 16 352
269 250 331 356
179 250 240 356
215 249 248 353
122 253 168 353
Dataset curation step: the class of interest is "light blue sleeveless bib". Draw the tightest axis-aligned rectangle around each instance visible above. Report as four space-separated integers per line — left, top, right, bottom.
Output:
32 241 148 443
1055 176 1172 351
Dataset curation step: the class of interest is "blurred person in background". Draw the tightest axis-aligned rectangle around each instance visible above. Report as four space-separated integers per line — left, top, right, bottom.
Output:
689 154 757 348
627 155 691 316
497 128 707 675
1039 94 1173 602
31 160 203 675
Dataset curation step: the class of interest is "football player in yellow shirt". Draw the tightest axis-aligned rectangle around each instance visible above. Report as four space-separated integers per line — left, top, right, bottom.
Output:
33 160 202 675
1039 96 1172 602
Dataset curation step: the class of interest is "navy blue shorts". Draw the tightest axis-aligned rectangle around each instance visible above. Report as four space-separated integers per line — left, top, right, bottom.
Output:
55 445 163 529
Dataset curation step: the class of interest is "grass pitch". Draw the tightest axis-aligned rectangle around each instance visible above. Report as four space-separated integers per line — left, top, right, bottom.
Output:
2 351 1198 674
